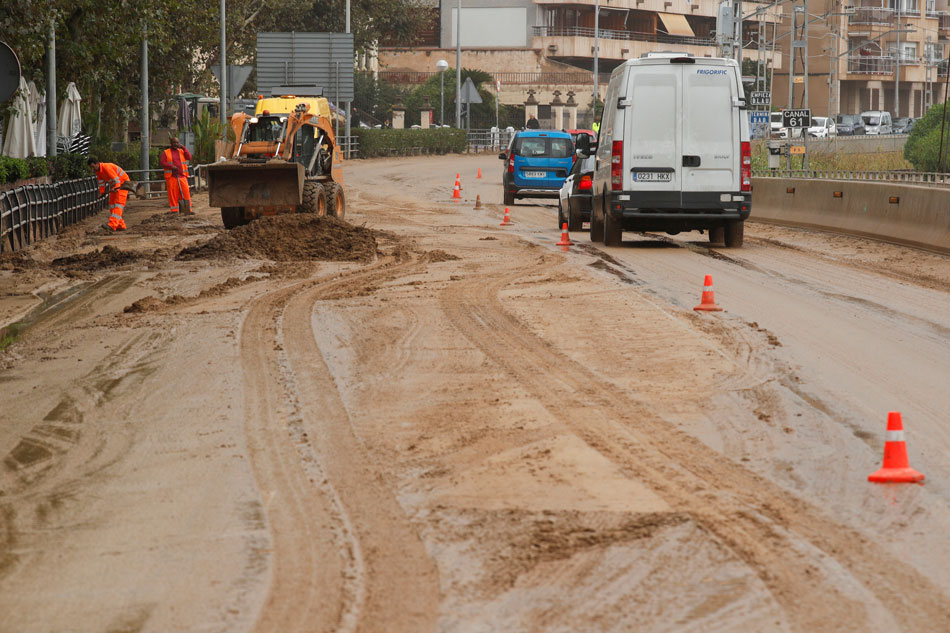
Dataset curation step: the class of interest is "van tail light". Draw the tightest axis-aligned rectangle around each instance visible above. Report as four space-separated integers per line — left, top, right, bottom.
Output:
578 174 592 191
740 141 751 192
508 152 514 173
611 141 623 191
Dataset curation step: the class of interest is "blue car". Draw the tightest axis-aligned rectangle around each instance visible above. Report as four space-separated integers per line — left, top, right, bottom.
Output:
499 130 574 205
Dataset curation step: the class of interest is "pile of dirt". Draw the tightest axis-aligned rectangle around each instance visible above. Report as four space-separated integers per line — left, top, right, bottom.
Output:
177 215 377 262
0 251 40 272
423 249 461 262
132 213 218 235
51 246 142 271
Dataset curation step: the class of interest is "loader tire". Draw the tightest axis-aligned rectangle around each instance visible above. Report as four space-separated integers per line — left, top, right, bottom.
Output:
302 181 327 216
221 207 248 230
326 182 346 219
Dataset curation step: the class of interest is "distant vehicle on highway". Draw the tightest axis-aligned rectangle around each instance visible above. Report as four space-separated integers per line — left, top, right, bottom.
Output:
893 117 915 134
836 114 867 135
499 130 574 206
557 153 595 232
808 116 837 138
861 110 893 135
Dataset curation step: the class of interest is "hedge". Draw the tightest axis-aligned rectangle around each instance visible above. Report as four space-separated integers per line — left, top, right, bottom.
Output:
351 128 467 158
0 152 90 184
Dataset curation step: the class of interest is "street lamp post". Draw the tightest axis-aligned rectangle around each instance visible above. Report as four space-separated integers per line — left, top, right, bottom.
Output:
593 0 600 110
437 59 448 126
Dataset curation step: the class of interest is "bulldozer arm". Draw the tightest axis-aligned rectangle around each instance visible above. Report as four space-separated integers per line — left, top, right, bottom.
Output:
207 160 305 208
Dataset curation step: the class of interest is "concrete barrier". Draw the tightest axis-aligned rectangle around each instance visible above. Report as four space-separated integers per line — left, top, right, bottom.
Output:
751 177 950 253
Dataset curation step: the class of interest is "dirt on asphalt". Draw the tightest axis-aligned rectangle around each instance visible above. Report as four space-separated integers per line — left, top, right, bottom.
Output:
0 157 948 633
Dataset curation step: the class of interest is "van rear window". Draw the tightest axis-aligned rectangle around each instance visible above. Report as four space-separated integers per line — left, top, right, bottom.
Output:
513 137 574 158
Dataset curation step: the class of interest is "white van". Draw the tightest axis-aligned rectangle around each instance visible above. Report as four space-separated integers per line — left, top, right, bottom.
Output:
860 110 892 135
581 53 751 247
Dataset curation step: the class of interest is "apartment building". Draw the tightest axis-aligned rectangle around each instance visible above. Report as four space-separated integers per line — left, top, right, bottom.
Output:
379 0 783 118
771 0 949 119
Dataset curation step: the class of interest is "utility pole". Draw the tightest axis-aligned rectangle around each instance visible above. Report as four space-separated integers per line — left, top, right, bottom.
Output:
47 21 57 157
735 0 743 65
895 0 901 117
456 0 461 128
345 0 351 158
220 0 227 137
141 21 149 176
594 0 600 110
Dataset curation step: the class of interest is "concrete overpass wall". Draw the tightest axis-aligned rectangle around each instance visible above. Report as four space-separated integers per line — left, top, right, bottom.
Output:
751 177 950 254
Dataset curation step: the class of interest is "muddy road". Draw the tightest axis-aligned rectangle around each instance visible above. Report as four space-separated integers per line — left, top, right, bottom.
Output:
1 154 948 633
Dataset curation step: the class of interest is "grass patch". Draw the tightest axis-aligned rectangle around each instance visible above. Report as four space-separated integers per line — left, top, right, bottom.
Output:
0 322 24 351
751 140 913 172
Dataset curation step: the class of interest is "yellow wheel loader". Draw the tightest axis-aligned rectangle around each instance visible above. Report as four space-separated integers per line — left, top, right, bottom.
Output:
207 102 345 229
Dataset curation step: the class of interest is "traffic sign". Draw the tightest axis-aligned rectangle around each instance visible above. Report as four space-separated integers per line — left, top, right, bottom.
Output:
750 91 770 107
459 77 483 104
789 145 806 155
782 109 811 128
749 111 769 124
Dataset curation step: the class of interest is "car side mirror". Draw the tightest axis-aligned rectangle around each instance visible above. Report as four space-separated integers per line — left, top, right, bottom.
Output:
575 134 591 155
498 152 507 160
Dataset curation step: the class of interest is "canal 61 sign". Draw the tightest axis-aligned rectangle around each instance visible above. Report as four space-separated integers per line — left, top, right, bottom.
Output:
782 109 811 129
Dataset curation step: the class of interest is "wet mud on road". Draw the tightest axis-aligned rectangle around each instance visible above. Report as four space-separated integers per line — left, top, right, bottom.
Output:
0 156 948 632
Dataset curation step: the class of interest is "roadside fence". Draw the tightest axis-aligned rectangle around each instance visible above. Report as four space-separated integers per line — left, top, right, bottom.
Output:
1 177 106 254
753 169 950 187
466 128 516 153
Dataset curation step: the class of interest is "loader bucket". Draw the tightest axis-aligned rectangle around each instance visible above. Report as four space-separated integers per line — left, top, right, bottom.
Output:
207 160 305 208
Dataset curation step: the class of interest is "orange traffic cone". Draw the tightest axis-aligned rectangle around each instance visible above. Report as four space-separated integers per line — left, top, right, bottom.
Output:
477 167 482 179
500 207 512 226
557 223 573 246
868 412 925 483
457 173 462 190
474 194 482 209
452 177 461 200
693 275 723 312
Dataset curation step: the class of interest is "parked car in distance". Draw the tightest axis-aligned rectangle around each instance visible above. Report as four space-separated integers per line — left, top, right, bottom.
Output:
558 153 595 232
860 110 892 134
836 114 866 135
808 116 836 138
893 117 915 134
499 130 575 206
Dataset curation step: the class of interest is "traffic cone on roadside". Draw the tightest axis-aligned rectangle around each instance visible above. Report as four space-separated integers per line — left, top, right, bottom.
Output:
474 194 482 209
693 275 723 312
452 176 461 200
457 173 462 190
500 207 512 226
477 167 482 179
557 222 573 246
868 412 926 483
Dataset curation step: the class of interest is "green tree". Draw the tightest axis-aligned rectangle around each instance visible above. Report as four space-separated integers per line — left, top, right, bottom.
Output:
903 102 950 172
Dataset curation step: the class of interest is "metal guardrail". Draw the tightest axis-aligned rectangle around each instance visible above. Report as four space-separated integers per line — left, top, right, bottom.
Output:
753 169 950 187
532 25 717 49
466 129 516 153
1 177 106 254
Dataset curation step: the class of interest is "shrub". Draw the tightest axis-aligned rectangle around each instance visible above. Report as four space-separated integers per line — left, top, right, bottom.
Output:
27 156 49 178
0 156 30 183
48 153 90 182
904 102 950 172
351 128 467 158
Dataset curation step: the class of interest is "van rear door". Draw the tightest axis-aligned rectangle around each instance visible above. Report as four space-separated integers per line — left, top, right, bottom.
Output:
681 63 740 197
624 63 682 194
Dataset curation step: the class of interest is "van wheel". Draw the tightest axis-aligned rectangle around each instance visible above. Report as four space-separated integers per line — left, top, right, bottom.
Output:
604 210 622 247
724 220 744 247
589 197 604 242
504 188 514 206
567 206 583 232
557 201 566 229
708 226 725 244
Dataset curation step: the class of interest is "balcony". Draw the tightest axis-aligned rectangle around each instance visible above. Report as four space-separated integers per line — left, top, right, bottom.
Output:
847 55 896 74
532 25 716 49
849 7 896 26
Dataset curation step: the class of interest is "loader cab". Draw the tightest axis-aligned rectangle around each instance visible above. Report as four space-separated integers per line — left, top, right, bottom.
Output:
246 115 286 143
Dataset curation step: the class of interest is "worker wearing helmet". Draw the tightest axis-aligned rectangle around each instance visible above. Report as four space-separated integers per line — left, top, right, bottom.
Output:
88 158 129 231
160 137 193 213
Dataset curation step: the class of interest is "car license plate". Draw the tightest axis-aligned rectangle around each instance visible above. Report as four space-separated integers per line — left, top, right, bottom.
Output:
524 171 547 178
582 222 590 230
633 171 672 182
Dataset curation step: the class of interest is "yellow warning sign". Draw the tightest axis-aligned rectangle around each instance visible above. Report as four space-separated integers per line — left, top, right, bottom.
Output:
789 145 806 155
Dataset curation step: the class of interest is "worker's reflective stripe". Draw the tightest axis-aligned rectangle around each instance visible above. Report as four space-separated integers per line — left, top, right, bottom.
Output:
169 205 179 211
110 213 123 220
885 430 905 442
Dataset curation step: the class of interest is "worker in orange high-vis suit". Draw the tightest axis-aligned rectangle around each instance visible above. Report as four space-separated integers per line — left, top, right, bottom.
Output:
159 137 193 214
88 157 129 231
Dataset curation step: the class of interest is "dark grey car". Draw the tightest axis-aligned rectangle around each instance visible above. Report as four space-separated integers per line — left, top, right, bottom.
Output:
836 114 866 136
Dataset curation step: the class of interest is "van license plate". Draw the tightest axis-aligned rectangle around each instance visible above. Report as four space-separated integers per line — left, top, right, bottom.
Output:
524 171 547 178
633 172 672 182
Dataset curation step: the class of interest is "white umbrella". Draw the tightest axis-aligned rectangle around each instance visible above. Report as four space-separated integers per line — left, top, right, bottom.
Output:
1 76 37 159
58 81 82 139
29 80 46 157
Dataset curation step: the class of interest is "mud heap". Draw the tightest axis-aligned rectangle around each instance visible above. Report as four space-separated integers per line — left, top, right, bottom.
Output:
51 245 142 271
177 215 377 262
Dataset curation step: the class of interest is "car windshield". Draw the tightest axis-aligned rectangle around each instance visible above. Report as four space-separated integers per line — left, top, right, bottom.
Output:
837 115 858 125
514 137 573 158
862 115 881 125
771 113 782 123
811 117 827 127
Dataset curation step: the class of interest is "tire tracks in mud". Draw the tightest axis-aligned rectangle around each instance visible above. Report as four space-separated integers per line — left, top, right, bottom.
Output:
439 249 950 633
240 257 440 633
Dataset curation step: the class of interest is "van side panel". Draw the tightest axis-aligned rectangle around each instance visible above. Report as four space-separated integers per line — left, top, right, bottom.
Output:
681 68 739 192
625 69 681 192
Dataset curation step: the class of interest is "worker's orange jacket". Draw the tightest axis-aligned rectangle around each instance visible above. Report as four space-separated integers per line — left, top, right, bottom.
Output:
160 147 191 178
95 162 130 196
